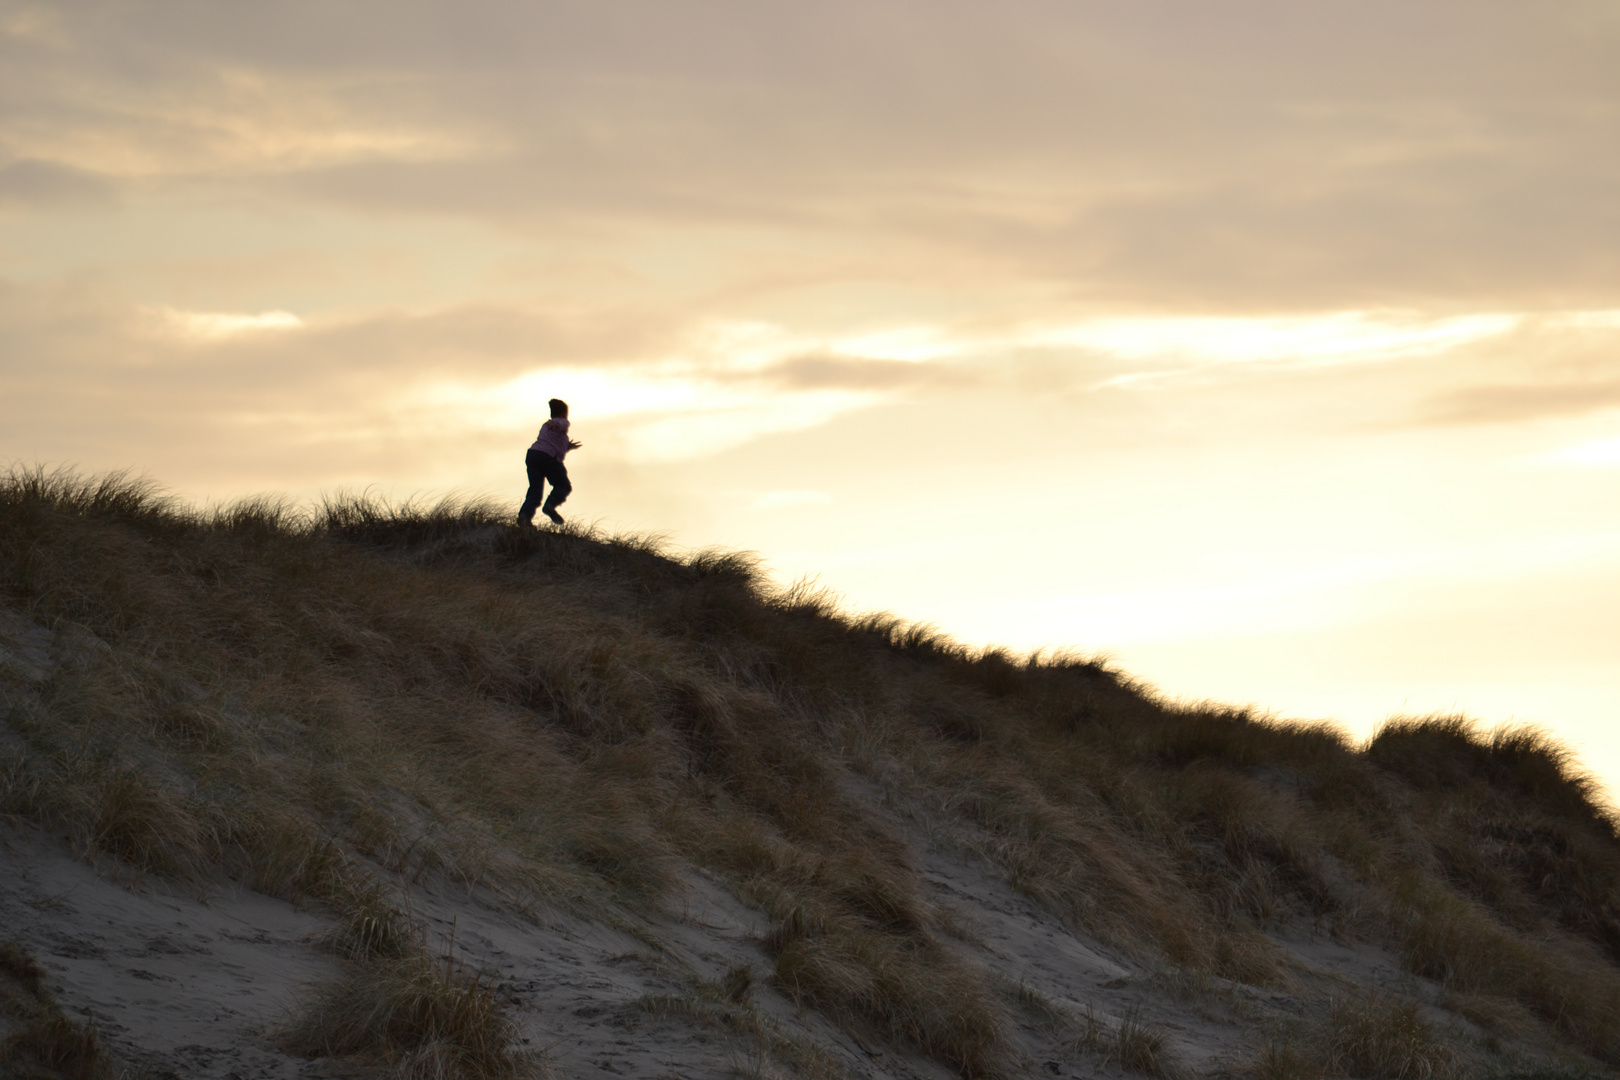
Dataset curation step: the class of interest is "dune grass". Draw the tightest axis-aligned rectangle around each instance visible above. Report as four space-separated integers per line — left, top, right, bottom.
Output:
281 941 539 1080
631 966 855 1080
0 939 112 1080
3 467 1620 1077
1320 995 1459 1080
1244 995 1464 1080
1060 1001 1181 1077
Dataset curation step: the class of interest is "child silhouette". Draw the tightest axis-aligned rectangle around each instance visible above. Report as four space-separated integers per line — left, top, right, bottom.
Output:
518 398 581 526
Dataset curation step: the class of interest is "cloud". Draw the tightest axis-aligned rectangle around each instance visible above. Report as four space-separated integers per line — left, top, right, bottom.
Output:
1423 381 1620 426
1032 312 1518 367
760 354 973 391
731 311 1520 398
1 20 481 183
0 159 117 206
5 1 1620 309
0 278 894 479
1412 314 1620 425
8 2 1620 493
152 307 303 341
0 278 626 406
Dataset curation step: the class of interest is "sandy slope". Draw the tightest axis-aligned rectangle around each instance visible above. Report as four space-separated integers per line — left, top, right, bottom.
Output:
1 788 1476 1080
0 581 1513 1078
0 826 334 1078
1 821 935 1080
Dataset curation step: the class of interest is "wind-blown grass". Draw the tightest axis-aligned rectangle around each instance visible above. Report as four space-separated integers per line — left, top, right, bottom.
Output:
0 939 112 1080
3 466 1620 1077
282 944 539 1080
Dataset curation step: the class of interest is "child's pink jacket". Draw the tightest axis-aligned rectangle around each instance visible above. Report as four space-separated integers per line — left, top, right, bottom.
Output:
530 418 572 460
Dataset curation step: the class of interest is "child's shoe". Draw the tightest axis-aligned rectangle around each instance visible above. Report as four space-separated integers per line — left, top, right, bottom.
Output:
543 507 565 525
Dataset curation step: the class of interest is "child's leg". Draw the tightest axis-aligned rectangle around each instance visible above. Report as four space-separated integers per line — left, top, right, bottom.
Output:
541 461 572 510
517 451 547 524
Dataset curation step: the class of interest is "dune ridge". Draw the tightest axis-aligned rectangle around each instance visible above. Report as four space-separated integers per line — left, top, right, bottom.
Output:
2 469 1618 1080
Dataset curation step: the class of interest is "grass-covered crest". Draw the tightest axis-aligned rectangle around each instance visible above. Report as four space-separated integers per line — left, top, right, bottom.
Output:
2 467 1619 1079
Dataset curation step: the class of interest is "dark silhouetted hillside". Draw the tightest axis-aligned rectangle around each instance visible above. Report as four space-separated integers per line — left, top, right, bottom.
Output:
2 469 1618 1080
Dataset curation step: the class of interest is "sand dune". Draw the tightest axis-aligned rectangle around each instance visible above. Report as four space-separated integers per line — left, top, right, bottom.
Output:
3 474 1618 1079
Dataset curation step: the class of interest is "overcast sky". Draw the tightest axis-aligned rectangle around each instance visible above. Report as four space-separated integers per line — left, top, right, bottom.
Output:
4 1 1619 791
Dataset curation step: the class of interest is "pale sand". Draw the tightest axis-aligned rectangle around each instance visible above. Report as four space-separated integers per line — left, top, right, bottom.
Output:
1 795 1480 1080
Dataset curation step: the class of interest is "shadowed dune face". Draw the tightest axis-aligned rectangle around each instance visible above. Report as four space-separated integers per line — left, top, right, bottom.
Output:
2 468 1620 1078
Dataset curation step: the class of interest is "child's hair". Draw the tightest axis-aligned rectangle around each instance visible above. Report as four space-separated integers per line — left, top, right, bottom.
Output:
548 398 568 418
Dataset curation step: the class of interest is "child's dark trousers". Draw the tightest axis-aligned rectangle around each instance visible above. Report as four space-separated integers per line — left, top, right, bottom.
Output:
518 448 571 524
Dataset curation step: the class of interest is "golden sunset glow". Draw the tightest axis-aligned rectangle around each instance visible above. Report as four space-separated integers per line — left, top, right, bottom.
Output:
4 2 1618 792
